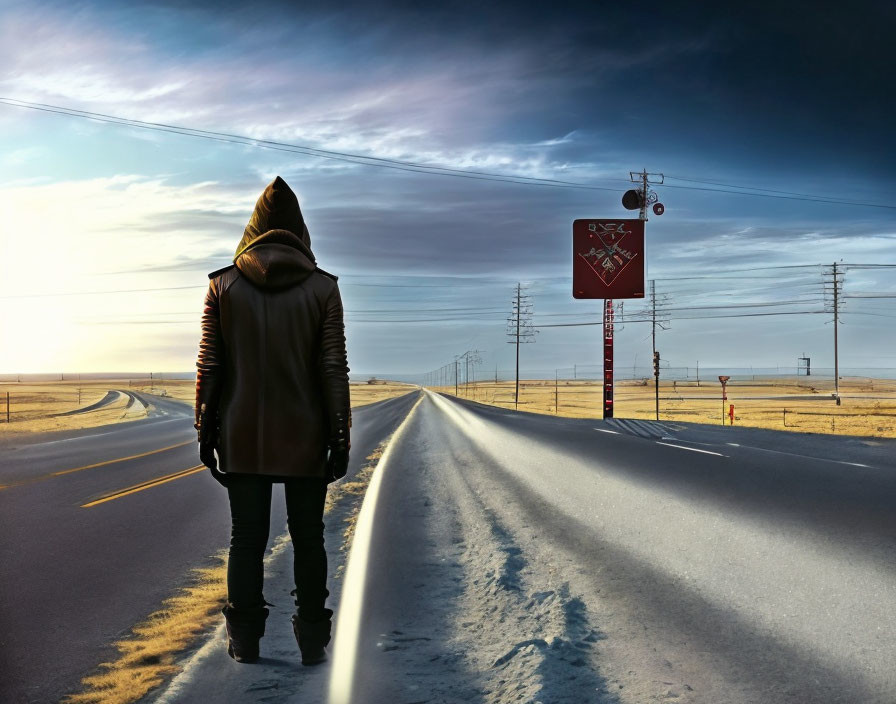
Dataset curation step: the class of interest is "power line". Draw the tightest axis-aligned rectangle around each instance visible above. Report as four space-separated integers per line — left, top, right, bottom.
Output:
1 97 893 209
657 180 895 209
0 284 204 299
664 174 885 204
537 309 827 327
0 97 621 193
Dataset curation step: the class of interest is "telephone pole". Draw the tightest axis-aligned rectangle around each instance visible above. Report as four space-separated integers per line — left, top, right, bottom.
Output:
823 263 844 405
457 350 482 398
506 283 537 409
648 279 670 419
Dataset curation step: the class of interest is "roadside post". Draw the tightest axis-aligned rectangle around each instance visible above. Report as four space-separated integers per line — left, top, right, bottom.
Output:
653 351 660 420
729 403 735 425
719 376 730 425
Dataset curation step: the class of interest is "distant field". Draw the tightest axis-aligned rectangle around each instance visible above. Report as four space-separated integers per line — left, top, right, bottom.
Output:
432 377 896 438
133 378 416 409
0 382 137 436
0 378 416 437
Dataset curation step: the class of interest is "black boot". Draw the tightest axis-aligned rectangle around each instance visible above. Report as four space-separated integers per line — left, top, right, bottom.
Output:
291 607 333 665
222 602 269 663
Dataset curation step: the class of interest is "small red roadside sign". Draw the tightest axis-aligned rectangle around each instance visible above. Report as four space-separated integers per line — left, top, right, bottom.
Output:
572 219 645 299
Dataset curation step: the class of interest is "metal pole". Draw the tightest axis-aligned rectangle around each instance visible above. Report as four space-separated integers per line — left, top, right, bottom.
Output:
455 358 459 396
639 169 648 221
6 391 9 423
603 299 614 418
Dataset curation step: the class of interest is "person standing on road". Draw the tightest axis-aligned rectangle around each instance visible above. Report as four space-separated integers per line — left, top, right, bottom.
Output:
194 176 351 666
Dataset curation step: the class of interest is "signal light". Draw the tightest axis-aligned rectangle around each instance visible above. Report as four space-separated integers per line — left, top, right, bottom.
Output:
622 189 643 210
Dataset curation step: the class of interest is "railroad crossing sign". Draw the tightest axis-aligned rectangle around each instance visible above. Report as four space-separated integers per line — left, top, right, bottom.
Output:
572 219 645 299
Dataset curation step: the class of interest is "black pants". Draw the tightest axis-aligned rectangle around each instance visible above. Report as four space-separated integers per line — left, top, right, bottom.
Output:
225 474 329 620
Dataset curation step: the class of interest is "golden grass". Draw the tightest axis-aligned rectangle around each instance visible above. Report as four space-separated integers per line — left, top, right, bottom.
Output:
434 377 896 439
349 382 417 408
63 438 391 704
61 553 229 704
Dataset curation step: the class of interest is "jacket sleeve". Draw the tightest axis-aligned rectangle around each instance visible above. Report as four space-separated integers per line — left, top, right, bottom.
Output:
319 283 351 442
195 280 225 426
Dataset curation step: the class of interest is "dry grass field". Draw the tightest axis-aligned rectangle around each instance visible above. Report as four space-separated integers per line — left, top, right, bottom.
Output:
0 378 416 437
0 382 139 437
433 377 896 439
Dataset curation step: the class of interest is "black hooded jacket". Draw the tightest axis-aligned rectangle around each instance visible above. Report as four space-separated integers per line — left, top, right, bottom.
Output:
195 176 350 478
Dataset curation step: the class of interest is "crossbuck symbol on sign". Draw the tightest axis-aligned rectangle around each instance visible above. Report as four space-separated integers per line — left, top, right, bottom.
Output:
578 222 637 284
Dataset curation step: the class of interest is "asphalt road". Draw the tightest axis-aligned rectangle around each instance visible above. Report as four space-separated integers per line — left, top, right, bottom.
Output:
0 389 419 704
331 390 896 704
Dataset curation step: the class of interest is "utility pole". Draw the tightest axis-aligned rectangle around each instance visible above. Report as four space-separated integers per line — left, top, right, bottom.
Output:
833 263 840 405
457 350 482 399
515 284 520 406
651 280 658 420
506 283 537 410
823 263 844 405
647 278 670 418
555 369 559 415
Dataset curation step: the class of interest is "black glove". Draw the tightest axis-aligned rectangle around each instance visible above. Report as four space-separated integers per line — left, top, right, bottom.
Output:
325 411 350 483
195 402 229 486
325 441 350 483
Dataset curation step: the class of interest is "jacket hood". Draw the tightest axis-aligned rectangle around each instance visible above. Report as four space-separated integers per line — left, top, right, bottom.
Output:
234 177 316 290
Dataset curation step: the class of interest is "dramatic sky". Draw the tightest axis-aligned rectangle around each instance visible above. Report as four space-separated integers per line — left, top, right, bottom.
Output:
1 0 894 379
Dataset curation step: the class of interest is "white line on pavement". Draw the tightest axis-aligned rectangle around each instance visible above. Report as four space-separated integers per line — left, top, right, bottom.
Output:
593 428 619 434
656 442 726 457
726 442 874 468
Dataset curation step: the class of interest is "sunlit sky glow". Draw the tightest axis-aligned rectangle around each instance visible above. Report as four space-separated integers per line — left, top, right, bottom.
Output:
1 0 894 379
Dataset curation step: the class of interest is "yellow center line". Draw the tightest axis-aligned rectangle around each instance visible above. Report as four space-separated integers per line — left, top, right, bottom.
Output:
0 439 194 491
81 465 206 508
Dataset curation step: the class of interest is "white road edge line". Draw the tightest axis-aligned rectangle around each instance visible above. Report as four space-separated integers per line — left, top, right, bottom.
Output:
661 436 718 447
328 392 425 704
656 441 726 457
593 428 619 434
726 441 873 468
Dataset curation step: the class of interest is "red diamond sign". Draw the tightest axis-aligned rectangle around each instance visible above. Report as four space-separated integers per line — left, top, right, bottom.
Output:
572 218 645 299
